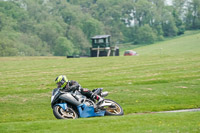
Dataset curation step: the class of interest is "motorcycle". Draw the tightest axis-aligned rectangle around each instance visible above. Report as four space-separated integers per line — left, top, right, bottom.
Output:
51 87 124 119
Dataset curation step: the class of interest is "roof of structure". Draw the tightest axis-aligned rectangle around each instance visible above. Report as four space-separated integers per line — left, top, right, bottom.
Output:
91 35 111 39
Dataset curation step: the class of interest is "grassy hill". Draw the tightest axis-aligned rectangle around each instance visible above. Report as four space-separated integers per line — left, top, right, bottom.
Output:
119 30 200 56
135 31 200 56
0 31 200 132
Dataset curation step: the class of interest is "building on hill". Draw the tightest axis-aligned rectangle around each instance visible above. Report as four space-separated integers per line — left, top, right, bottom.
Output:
90 35 119 57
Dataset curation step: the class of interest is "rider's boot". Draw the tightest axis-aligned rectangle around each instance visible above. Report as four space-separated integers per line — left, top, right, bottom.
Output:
92 94 104 112
96 95 104 105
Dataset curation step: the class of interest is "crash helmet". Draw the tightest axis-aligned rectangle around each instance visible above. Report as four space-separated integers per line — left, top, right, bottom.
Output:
55 75 68 89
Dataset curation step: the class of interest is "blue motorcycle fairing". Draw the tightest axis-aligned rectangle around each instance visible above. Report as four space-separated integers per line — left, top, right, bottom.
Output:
55 103 67 110
77 104 105 118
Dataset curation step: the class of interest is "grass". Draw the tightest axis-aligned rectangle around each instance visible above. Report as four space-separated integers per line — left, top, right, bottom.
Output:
134 31 200 56
119 30 200 55
0 31 200 132
1 112 200 133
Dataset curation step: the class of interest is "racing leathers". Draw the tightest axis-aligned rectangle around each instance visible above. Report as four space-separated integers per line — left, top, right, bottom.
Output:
62 80 102 102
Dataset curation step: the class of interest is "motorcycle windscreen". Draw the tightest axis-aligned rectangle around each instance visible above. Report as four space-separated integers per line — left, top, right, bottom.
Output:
77 104 105 118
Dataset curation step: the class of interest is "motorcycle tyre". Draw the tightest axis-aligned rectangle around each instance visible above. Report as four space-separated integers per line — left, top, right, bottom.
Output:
53 105 78 119
104 99 124 116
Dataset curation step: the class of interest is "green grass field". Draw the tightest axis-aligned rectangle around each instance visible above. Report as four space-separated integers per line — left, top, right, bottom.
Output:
0 31 200 132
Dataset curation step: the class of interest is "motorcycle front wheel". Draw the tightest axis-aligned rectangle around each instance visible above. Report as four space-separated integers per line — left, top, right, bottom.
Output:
53 105 78 119
104 99 124 116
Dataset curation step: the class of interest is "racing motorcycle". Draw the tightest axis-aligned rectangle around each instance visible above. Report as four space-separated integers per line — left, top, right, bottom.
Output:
51 88 124 119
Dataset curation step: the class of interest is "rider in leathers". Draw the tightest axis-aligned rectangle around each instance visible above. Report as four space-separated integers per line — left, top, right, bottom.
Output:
55 75 103 104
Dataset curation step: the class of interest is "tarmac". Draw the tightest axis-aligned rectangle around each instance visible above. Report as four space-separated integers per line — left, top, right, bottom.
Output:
129 108 200 115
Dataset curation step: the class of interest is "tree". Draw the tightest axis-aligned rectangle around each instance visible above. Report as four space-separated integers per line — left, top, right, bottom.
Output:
0 39 18 56
54 37 74 56
134 0 156 26
172 0 186 35
35 21 64 52
162 17 178 37
185 0 200 29
19 34 50 56
134 24 157 44
81 18 104 39
0 13 4 31
66 26 90 55
160 6 178 37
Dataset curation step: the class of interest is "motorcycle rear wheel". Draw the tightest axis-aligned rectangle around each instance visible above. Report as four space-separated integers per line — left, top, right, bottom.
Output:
104 99 124 116
53 105 78 119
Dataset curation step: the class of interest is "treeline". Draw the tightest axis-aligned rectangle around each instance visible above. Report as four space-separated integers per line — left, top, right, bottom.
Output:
0 0 200 56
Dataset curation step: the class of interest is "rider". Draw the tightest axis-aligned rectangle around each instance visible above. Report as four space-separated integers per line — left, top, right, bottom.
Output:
55 75 104 104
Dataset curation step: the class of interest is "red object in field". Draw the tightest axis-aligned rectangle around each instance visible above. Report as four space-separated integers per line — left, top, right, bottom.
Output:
124 50 138 56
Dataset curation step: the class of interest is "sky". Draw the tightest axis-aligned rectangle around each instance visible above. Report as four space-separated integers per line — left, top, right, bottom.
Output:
166 0 173 5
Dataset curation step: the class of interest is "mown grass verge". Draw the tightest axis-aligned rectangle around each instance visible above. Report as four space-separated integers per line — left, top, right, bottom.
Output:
1 112 200 133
